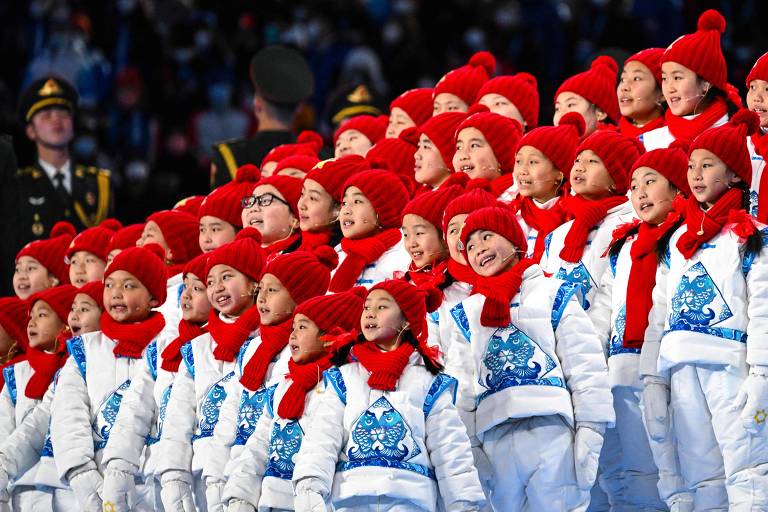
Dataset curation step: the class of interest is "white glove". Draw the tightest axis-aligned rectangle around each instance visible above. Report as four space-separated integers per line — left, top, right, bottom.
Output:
642 378 670 442
226 499 257 512
160 470 196 512
101 460 137 512
294 490 328 512
205 477 225 512
0 485 10 512
0 466 8 492
732 366 768 435
471 446 494 490
68 464 104 512
574 422 605 491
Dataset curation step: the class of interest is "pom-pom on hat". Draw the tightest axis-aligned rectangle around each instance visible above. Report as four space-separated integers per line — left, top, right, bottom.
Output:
746 51 768 87
260 131 323 169
460 206 528 257
418 112 468 167
690 109 761 186
515 112 586 176
433 51 496 106
16 221 76 284
255 175 303 217
146 210 202 265
107 224 144 255
455 108 524 174
204 227 265 283
342 170 410 229
625 48 665 84
66 219 122 262
476 72 540 128
263 246 338 305
575 129 646 195
333 115 388 145
76 281 105 311
198 164 261 228
630 139 692 196
27 284 78 323
662 9 727 92
305 155 372 202
105 244 168 303
294 286 367 333
556 55 621 123
390 88 434 127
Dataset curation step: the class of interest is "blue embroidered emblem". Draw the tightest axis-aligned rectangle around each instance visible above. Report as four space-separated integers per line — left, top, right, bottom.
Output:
264 420 304 480
237 338 253 376
609 305 640 356
423 374 457 416
551 282 579 331
192 371 235 441
234 387 271 446
323 367 346 405
750 190 759 217
479 324 565 402
609 250 620 278
347 396 420 461
41 421 54 457
428 311 439 325
669 262 731 329
2 366 15 406
67 336 87 379
555 263 594 310
93 379 131 451
742 228 768 276
544 232 553 257
147 385 172 445
146 340 158 381
449 303 471 342
180 342 194 378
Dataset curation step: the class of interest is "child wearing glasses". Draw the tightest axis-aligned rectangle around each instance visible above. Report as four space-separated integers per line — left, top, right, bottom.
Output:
241 176 303 260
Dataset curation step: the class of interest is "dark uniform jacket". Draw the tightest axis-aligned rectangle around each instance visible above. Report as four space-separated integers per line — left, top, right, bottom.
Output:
210 130 294 189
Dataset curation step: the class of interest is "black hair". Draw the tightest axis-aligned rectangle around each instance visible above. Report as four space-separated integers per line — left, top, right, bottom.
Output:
608 224 640 260
734 181 764 256
654 216 686 261
262 100 298 126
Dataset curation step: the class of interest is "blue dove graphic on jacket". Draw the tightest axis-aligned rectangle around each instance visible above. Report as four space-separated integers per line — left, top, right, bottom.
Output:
192 372 235 441
609 305 639 356
93 379 131 450
668 262 733 338
265 420 304 479
555 263 593 310
234 387 271 446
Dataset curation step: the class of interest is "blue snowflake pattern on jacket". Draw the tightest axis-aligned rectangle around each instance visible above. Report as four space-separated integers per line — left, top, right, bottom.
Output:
555 263 593 310
93 379 131 451
668 262 735 339
234 387 271 446
192 372 235 441
264 420 304 479
609 305 640 356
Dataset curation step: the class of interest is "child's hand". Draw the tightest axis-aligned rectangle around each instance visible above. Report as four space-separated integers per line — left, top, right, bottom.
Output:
642 377 670 442
67 463 104 512
732 366 768 435
204 477 225 512
574 421 605 491
159 470 196 512
227 499 257 512
294 490 327 512
101 460 137 512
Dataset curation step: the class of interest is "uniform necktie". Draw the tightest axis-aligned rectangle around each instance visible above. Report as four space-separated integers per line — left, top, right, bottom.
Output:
53 169 68 203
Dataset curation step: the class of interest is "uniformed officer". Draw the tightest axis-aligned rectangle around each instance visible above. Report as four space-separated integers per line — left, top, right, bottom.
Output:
15 76 112 249
210 45 315 188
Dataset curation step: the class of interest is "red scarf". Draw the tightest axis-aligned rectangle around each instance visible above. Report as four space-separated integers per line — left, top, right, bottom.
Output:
298 230 333 251
514 196 568 261
161 320 207 372
665 97 728 142
676 189 746 259
277 355 333 420
490 173 516 199
264 233 301 262
618 115 666 138
240 317 292 391
101 312 166 359
25 331 69 399
752 132 768 223
352 341 415 391
447 259 477 287
472 258 536 327
623 200 685 349
330 229 402 292
560 195 628 263
208 307 261 362
407 259 448 289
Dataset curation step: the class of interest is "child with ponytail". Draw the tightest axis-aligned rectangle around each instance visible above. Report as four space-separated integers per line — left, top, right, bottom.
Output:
617 49 666 140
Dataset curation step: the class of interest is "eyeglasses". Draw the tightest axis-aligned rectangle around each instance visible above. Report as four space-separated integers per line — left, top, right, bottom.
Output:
241 193 290 209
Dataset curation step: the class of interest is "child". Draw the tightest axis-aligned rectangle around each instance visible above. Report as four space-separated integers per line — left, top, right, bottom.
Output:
100 253 210 512
511 112 585 260
456 206 613 510
173 195 205 217
68 281 104 337
106 223 144 264
242 175 303 258
539 130 644 312
591 144 692 510
554 56 620 137
643 9 739 150
433 51 495 115
198 164 260 252
329 169 411 291
0 298 29 396
293 279 485 511
617 49 666 139
643 110 768 509
745 51 768 220
13 222 75 300
273 155 320 179
333 115 388 158
260 131 324 178
203 248 336 510
0 285 79 510
66 219 122 287
476 72 539 130
365 128 419 192
387 88 433 138
414 112 468 189
156 230 264 510
222 287 366 512
51 244 168 511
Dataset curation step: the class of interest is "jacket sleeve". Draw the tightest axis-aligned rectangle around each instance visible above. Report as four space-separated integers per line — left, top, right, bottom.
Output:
554 293 614 426
0 384 53 479
155 362 196 474
745 234 768 367
589 264 614 354
202 374 243 482
221 401 272 505
442 327 478 442
640 263 669 382
0 373 16 440
51 356 95 480
425 380 485 509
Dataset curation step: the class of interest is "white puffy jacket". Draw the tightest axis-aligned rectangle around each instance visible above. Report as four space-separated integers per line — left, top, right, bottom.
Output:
514 195 562 260
332 239 410 287
641 113 728 151
748 135 767 217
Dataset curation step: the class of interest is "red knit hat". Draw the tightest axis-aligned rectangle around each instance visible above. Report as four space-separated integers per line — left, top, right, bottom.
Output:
256 175 303 217
263 246 338 305
390 88 434 127
305 155 371 202
182 253 209 281
402 180 467 229
746 52 768 87
690 109 761 185
261 131 324 169
333 115 388 145
662 9 727 92
274 155 320 176
460 205 527 257
366 127 419 179
0 297 30 349
418 112 468 167
625 48 665 84
369 279 441 346
476 72 540 128
433 51 496 106
173 195 205 216
16 222 76 284
455 109 524 174
66 219 122 262
515 112 586 175
107 224 144 254
576 129 646 194
342 170 410 229
556 55 621 123
27 284 78 323
198 164 261 228
442 183 500 232
294 286 367 333
204 228 265 282
630 140 691 196
105 244 168 303
76 281 105 311
146 210 202 265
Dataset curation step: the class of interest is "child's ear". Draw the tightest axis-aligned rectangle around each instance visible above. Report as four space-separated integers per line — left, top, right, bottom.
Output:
166 248 174 264
595 108 608 122
149 298 160 308
49 274 60 287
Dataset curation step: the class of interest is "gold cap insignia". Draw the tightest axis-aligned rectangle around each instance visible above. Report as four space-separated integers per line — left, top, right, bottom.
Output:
347 85 372 104
38 79 63 97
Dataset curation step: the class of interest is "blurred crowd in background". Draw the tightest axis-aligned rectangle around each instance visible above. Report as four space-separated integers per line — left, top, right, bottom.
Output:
0 0 765 223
